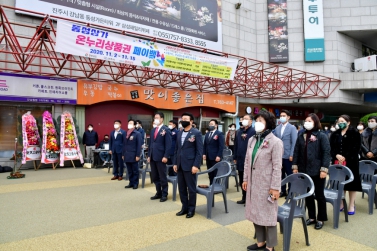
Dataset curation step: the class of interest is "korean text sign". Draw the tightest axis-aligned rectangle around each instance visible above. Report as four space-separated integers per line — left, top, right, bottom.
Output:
55 21 237 80
77 80 236 113
303 0 325 61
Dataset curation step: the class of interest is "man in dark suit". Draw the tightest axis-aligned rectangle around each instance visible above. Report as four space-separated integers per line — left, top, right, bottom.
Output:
109 120 126 181
173 112 203 218
167 120 179 176
233 114 256 204
123 119 142 189
202 119 225 185
135 120 146 146
148 112 172 202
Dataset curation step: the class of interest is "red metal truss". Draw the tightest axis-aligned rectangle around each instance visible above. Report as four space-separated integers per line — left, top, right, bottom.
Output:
0 5 340 99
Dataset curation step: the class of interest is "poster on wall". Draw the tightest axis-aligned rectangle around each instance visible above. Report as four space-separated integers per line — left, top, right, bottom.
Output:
303 0 325 61
41 111 60 168
56 21 237 80
267 0 289 63
15 0 222 51
21 112 41 165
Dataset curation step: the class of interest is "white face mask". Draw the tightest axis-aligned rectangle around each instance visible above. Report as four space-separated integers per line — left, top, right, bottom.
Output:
324 127 328 130
330 127 336 132
168 125 173 130
254 122 265 133
231 127 235 130
178 124 182 129
335 124 339 130
136 124 140 128
357 125 364 131
128 124 134 130
304 122 314 130
368 122 377 129
88 127 93 131
153 124 157 128
114 124 120 129
242 120 249 127
154 119 160 126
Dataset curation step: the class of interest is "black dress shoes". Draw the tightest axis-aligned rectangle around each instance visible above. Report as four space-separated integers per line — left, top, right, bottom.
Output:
186 212 195 218
124 184 133 188
306 219 316 226
247 243 266 251
237 199 245 204
315 221 324 230
160 197 167 202
176 210 188 216
133 185 138 189
150 194 162 200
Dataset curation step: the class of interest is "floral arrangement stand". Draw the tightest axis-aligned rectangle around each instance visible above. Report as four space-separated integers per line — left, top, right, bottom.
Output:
20 111 42 171
59 111 83 168
7 138 25 179
40 111 60 170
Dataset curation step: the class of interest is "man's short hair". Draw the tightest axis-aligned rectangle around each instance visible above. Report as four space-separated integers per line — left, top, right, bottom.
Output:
182 112 194 121
155 112 164 119
136 120 142 125
280 109 291 116
209 119 218 125
114 120 121 124
128 119 136 125
169 120 178 128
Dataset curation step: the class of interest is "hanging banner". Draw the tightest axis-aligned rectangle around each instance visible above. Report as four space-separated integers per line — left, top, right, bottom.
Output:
56 20 237 80
59 111 84 166
16 0 222 51
41 111 60 165
303 0 325 61
21 112 41 164
267 0 289 63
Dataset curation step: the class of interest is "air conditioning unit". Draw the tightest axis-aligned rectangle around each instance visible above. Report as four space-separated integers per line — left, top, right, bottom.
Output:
354 55 377 72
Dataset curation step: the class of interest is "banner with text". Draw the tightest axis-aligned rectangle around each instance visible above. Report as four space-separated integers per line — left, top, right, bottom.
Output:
56 21 237 80
303 0 325 62
16 0 222 51
77 80 236 113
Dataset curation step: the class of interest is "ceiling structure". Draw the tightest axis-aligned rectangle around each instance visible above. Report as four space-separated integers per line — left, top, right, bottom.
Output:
0 5 341 99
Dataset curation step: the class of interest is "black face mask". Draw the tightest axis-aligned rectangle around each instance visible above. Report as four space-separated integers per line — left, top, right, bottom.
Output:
181 121 190 128
104 138 109 142
239 122 243 127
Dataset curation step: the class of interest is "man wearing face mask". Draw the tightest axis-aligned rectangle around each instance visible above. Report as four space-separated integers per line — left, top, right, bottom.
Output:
109 120 126 181
361 116 377 163
273 110 297 198
226 123 236 154
167 120 179 176
82 124 98 162
202 119 225 186
148 112 172 202
98 135 111 166
233 114 256 204
123 119 142 189
135 120 146 147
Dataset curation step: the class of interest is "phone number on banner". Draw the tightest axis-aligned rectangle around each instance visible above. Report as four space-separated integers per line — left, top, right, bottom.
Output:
154 31 207 48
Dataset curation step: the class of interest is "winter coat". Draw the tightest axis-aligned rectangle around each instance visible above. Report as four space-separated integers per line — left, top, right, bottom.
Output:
361 128 377 158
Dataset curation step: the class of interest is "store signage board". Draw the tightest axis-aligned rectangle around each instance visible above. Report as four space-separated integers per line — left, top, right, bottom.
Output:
267 0 289 63
303 0 325 61
77 80 237 113
15 0 223 51
0 72 77 104
56 21 237 80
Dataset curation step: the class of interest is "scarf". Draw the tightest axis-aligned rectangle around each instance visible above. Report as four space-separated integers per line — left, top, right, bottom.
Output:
251 129 271 164
126 128 134 139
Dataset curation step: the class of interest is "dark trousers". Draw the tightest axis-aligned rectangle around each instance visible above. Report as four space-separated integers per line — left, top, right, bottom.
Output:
150 160 168 197
238 170 246 200
125 161 139 186
228 145 235 155
112 152 124 177
177 167 197 213
306 175 328 221
281 158 293 194
206 159 217 185
167 158 177 176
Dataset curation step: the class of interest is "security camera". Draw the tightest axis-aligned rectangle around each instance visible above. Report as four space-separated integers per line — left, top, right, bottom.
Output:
235 3 241 9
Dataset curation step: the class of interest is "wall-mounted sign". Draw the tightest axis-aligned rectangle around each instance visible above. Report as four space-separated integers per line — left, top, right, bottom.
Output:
77 80 236 113
246 107 252 114
303 0 325 61
16 0 223 51
0 72 77 104
56 21 237 80
267 0 289 62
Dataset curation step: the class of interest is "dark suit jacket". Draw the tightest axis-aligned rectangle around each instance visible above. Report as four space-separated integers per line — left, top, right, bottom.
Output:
203 130 225 160
233 126 256 171
169 128 179 157
109 129 126 154
123 130 142 163
148 125 172 161
173 128 203 171
136 127 145 145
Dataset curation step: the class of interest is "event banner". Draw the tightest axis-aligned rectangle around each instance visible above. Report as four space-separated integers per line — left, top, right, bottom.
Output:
0 72 77 104
15 0 222 51
267 0 289 63
56 21 237 80
303 0 325 61
77 80 237 113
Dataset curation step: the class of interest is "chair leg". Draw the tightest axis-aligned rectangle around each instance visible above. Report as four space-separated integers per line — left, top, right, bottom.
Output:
362 191 365 199
207 195 213 219
368 190 373 214
301 217 310 246
226 176 229 189
172 181 177 201
212 194 215 207
279 221 283 234
222 191 228 213
374 190 377 209
235 175 239 192
333 201 340 229
283 222 292 251
343 199 349 223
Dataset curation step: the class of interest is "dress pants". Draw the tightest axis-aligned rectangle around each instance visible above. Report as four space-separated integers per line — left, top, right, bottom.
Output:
177 167 197 213
125 161 139 186
150 160 168 197
281 158 293 194
206 159 217 185
238 170 246 200
167 158 177 176
254 223 278 248
306 175 328 221
112 152 124 177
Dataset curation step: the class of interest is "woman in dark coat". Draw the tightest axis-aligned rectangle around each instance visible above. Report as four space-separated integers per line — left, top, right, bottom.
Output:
330 115 362 215
293 113 331 230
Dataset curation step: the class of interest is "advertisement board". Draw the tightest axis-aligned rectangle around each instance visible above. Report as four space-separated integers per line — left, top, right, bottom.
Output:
0 72 77 104
56 21 237 80
267 0 289 63
15 0 222 51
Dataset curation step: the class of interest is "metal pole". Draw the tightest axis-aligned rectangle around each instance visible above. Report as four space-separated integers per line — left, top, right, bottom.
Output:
13 138 17 174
